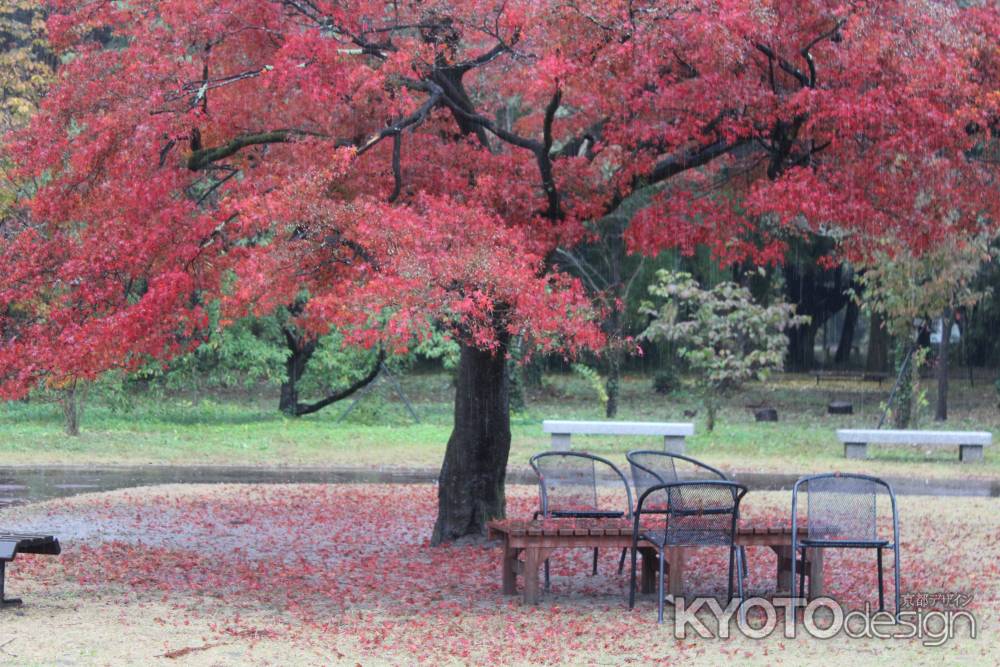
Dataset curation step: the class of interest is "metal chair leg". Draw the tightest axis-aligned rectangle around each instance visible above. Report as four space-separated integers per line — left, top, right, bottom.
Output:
893 543 901 620
798 547 807 599
592 547 599 575
618 547 627 574
736 545 746 626
657 549 666 624
727 543 735 603
628 546 639 609
544 558 550 591
877 547 885 612
0 562 22 608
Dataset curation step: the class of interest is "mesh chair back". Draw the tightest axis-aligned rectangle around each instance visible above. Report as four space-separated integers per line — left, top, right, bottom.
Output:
804 475 881 542
627 451 727 506
628 451 678 498
637 481 746 547
531 453 599 515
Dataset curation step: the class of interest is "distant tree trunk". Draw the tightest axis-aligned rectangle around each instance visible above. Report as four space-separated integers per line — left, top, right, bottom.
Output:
866 312 890 373
935 307 954 421
61 380 84 436
522 356 544 389
787 320 819 370
279 327 316 415
893 340 916 429
605 348 621 418
604 306 624 418
783 252 851 371
704 395 719 432
432 334 511 545
834 300 860 365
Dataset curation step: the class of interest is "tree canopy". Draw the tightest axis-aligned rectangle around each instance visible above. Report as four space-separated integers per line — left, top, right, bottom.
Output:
2 0 999 540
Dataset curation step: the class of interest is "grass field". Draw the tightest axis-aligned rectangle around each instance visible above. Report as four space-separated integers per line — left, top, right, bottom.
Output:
1 371 997 480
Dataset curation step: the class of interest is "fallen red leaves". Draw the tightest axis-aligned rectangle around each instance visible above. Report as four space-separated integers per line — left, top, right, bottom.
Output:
5 485 999 664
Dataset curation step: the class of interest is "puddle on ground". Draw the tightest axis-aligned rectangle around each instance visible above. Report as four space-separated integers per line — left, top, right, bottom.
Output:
0 466 996 510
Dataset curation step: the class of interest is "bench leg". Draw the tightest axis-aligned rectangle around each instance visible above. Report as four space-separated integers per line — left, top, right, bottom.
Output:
960 444 984 463
0 562 22 608
663 436 685 455
550 433 572 451
502 542 519 595
808 548 824 599
844 442 868 459
772 545 794 595
639 547 658 595
667 547 685 598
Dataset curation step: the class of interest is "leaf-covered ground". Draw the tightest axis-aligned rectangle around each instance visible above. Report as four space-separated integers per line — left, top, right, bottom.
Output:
1 484 997 665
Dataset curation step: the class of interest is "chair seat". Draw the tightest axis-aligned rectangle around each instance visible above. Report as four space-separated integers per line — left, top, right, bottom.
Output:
640 529 733 548
799 538 891 548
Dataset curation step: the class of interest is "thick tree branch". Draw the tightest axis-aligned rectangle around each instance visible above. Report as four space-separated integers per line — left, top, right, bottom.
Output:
645 138 749 186
389 132 403 202
754 43 810 88
187 130 323 170
293 348 386 415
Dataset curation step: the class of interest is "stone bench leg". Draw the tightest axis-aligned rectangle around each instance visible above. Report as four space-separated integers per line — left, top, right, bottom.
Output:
844 442 868 459
550 433 572 451
960 444 984 463
663 435 685 455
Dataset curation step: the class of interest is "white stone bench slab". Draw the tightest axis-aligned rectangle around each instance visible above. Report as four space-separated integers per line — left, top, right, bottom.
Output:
836 429 992 463
543 420 695 454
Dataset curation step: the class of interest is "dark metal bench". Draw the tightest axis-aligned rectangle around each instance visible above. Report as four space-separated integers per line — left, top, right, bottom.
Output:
1 532 61 607
814 370 888 385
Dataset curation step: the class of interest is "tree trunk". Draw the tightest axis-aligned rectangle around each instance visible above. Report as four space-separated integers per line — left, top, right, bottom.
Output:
866 312 890 373
935 307 954 421
279 327 316 415
834 300 860 365
604 304 624 418
787 320 818 370
605 350 621 418
705 397 718 432
432 336 511 545
893 343 914 429
62 381 82 436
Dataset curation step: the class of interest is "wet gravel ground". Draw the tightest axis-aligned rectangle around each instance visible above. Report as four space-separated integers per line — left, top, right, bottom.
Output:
1 465 996 512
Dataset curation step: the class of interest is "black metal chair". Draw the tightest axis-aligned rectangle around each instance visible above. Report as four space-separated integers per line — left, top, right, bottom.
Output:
629 480 748 623
627 450 746 582
626 450 727 493
790 473 901 617
529 452 633 590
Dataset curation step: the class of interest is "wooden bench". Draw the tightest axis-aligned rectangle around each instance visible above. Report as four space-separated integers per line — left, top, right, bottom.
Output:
542 420 695 455
1 532 61 607
837 429 992 463
488 518 821 605
815 370 888 385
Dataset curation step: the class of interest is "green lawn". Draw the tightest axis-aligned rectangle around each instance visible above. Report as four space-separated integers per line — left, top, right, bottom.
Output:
1 371 998 479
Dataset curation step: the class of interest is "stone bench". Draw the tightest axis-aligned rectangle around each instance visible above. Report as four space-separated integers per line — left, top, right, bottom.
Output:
542 420 695 454
836 429 992 463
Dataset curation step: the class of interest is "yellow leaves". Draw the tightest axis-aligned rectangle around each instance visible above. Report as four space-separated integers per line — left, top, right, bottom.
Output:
0 1 54 128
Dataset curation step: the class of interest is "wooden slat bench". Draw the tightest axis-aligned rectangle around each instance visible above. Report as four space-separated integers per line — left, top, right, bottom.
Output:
488 518 820 605
1 532 61 607
837 429 992 462
542 420 695 454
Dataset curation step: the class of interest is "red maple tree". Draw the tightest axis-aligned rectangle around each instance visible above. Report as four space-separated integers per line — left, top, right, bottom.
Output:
2 0 997 541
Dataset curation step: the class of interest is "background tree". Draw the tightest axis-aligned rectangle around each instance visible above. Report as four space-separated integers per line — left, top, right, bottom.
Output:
640 271 806 431
857 235 993 425
3 0 999 542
